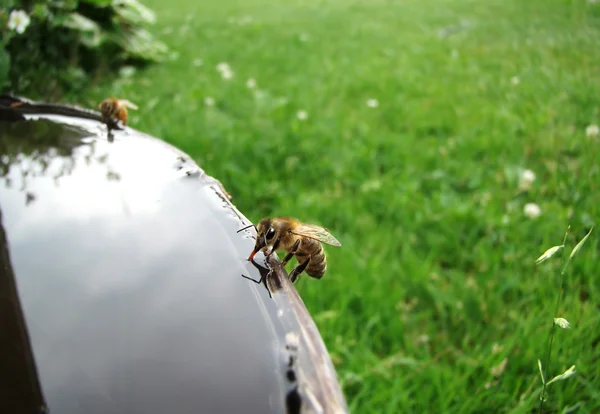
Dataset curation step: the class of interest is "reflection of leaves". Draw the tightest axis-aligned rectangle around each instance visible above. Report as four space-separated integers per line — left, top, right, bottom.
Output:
25 193 36 206
0 119 88 170
0 119 86 205
0 119 88 197
106 170 120 181
0 118 120 206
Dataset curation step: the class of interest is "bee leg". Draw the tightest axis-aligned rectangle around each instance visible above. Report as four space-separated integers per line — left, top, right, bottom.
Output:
281 239 301 267
241 273 272 299
289 257 310 283
243 258 274 298
241 273 262 284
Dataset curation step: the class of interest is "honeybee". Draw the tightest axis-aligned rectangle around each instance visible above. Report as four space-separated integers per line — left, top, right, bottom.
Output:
98 98 138 126
242 217 342 283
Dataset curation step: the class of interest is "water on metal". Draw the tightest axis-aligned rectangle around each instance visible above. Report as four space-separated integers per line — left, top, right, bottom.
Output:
0 102 348 414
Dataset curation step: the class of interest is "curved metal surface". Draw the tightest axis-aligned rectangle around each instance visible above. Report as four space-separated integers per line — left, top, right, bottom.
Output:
0 98 348 414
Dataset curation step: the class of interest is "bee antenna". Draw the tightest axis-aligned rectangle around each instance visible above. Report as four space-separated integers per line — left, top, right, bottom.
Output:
237 224 257 233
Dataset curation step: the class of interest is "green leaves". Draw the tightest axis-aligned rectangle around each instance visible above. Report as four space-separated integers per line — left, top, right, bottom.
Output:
48 0 79 11
80 0 113 5
52 12 102 47
0 48 10 90
120 27 167 61
113 0 157 25
3 0 168 95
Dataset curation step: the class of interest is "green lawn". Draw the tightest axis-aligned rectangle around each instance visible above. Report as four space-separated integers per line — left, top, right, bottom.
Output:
70 0 600 412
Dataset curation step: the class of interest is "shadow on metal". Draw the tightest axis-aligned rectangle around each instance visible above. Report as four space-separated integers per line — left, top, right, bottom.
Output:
0 95 348 414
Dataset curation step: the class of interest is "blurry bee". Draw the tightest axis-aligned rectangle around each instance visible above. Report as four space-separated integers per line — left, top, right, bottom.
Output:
243 217 342 283
99 98 138 126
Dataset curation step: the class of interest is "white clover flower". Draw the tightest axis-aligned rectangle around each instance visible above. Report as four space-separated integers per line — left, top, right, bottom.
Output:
521 169 535 185
524 203 541 219
366 98 379 108
586 124 599 139
216 62 233 80
296 110 308 121
221 69 233 80
8 10 31 35
216 62 231 72
511 76 520 86
246 78 257 89
491 343 504 355
204 97 215 106
553 318 571 329
519 169 536 190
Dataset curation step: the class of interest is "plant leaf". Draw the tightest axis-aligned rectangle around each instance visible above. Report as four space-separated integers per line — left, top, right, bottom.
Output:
535 245 564 264
553 317 571 329
121 27 168 61
538 359 545 384
570 227 593 259
0 49 10 90
79 0 113 5
547 365 576 385
113 0 157 25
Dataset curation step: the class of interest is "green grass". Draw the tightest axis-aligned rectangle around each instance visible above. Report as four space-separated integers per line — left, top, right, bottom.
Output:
67 0 600 412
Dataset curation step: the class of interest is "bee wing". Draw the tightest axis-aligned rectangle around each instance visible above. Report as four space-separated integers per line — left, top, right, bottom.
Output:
290 224 342 247
118 99 139 110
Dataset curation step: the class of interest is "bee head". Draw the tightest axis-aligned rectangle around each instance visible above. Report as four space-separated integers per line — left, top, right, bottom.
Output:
248 218 279 261
99 99 114 115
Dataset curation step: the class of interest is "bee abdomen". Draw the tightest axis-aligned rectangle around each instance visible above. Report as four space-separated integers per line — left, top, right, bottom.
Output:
306 246 327 279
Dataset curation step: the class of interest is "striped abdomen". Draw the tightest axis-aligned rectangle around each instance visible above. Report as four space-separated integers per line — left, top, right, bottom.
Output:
296 238 327 278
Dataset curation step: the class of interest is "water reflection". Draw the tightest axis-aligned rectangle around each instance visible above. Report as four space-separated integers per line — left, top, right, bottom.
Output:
0 113 294 413
0 119 118 207
0 110 347 413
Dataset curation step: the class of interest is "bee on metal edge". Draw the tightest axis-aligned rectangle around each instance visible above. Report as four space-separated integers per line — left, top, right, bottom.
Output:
99 97 138 127
239 217 341 283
